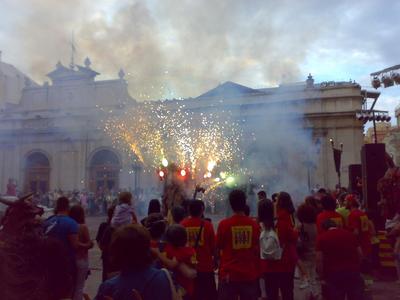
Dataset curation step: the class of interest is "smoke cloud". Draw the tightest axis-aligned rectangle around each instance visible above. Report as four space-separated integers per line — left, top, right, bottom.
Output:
0 0 358 100
1 0 399 118
239 98 320 204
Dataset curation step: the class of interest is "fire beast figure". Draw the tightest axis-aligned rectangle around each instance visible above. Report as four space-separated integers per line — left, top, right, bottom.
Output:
0 194 73 300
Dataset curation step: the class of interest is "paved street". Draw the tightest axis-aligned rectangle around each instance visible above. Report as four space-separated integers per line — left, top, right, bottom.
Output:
85 216 107 298
84 215 400 300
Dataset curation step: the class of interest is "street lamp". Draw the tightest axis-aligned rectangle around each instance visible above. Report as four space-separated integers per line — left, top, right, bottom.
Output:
370 64 400 89
355 110 391 143
162 158 169 168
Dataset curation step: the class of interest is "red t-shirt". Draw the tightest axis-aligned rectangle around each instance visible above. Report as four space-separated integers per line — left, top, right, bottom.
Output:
165 244 197 295
181 217 215 272
316 210 345 234
261 210 298 273
216 214 260 282
150 239 166 251
150 239 167 269
150 240 158 249
348 209 372 256
316 228 360 275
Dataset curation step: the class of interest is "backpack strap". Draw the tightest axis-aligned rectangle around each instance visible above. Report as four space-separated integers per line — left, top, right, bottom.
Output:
158 241 166 253
194 221 204 249
131 289 143 300
43 215 58 235
270 228 281 249
162 268 181 300
133 269 163 300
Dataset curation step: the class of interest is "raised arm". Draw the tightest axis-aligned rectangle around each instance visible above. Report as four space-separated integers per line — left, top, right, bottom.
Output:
68 226 93 250
80 224 94 249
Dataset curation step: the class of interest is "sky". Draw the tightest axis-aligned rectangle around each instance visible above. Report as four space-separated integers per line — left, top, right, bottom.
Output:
0 0 399 117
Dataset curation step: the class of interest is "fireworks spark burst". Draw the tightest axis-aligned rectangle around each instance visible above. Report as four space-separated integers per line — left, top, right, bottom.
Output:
103 101 243 180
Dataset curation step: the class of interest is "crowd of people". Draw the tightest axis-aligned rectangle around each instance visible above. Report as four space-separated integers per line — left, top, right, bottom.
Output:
7 186 162 217
1 184 400 300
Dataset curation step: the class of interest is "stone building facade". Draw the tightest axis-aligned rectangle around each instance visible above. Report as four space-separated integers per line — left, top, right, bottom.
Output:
383 106 400 166
0 59 380 195
365 123 392 144
0 59 136 194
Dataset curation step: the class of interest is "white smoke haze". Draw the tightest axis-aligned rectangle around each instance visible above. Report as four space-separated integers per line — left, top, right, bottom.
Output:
235 95 319 204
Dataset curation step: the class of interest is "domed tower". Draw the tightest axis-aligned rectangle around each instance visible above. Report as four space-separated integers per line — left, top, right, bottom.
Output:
0 53 38 107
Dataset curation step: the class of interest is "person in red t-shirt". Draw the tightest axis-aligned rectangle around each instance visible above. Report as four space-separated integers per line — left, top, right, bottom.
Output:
165 224 197 299
316 195 344 234
216 189 260 300
260 192 298 300
316 219 364 300
347 198 372 257
181 200 217 300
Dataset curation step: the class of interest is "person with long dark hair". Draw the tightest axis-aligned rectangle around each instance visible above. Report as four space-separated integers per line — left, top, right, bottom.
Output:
260 192 298 300
148 199 161 215
96 205 116 282
297 200 320 297
258 198 275 232
141 199 162 226
69 204 93 300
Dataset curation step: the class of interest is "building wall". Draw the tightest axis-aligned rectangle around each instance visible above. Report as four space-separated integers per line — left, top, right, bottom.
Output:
0 132 139 193
383 128 400 166
0 67 372 194
182 82 365 189
364 123 391 144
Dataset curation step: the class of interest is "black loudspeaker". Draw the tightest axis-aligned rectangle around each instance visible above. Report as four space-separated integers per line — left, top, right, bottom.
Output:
361 143 387 227
348 164 362 193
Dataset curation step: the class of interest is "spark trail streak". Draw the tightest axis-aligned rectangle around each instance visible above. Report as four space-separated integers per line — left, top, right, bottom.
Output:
103 102 242 180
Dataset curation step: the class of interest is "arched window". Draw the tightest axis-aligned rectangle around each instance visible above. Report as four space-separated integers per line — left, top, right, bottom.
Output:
89 149 120 193
24 152 50 194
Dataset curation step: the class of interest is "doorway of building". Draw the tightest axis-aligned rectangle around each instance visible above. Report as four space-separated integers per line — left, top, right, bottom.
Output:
89 149 120 194
25 152 50 194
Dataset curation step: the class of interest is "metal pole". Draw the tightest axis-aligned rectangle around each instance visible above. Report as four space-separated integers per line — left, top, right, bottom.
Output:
372 110 378 144
134 170 138 190
339 143 343 188
138 166 141 190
